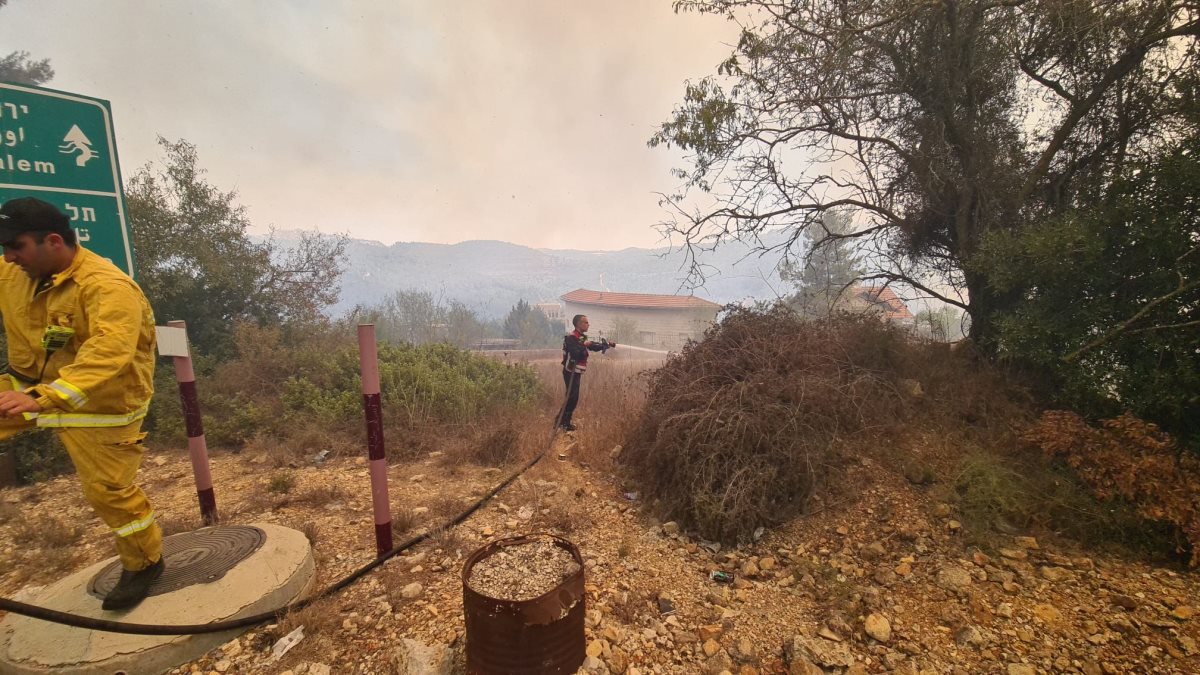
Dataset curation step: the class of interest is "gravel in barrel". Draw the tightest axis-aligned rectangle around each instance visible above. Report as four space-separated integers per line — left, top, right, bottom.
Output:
467 538 581 601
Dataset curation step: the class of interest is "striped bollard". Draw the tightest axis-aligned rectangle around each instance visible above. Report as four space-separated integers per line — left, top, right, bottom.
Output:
358 324 393 556
165 320 218 525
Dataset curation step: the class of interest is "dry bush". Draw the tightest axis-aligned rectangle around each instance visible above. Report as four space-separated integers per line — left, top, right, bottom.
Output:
292 482 348 509
429 525 464 554
10 513 82 547
391 506 419 537
624 307 913 543
622 304 1037 544
268 473 296 495
1026 411 1200 564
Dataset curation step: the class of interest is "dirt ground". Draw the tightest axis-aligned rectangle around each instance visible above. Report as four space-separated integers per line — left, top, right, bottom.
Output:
2 362 1200 674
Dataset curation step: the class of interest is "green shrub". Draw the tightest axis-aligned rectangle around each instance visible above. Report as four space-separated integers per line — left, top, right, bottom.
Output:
947 448 1175 556
146 322 542 454
267 473 296 494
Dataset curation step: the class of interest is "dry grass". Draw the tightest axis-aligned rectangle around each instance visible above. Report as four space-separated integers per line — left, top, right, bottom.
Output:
428 525 464 555
158 511 203 537
537 498 584 535
292 482 348 509
271 596 343 667
10 513 83 547
300 521 320 547
223 489 285 521
529 356 659 472
244 423 360 470
391 505 419 538
0 502 18 525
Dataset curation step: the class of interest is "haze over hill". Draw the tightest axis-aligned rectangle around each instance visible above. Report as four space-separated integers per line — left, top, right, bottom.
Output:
297 233 795 318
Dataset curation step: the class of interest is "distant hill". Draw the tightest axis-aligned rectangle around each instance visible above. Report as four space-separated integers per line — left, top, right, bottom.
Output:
279 233 796 318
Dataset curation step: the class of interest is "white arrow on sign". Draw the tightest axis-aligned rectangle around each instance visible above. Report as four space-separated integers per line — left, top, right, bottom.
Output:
59 124 99 167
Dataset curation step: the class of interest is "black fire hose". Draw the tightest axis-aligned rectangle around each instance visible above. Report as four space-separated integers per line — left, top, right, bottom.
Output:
0 449 546 635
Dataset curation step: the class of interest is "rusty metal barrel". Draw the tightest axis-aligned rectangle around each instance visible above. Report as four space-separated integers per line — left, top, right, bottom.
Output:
462 534 586 674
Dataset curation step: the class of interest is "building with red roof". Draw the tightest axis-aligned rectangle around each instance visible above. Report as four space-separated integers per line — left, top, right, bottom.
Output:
560 288 721 350
849 284 915 325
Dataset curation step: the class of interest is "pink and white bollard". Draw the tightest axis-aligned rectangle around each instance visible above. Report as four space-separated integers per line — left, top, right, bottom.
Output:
358 324 393 556
164 320 218 525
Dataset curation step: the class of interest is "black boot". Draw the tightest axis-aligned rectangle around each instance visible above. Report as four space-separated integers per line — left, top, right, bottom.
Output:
102 558 164 610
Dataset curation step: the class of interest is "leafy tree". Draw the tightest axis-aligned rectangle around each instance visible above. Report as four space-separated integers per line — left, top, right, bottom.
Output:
126 138 347 358
0 1 53 86
978 136 1200 449
503 300 558 348
361 290 443 345
445 300 490 348
356 291 492 348
913 306 964 342
782 210 863 317
611 316 640 345
652 0 1199 346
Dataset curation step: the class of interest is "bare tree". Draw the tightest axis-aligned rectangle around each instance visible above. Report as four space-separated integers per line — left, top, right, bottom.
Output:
651 0 1199 344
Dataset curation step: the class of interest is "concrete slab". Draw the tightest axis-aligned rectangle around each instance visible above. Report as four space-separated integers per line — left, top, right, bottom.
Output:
0 523 315 674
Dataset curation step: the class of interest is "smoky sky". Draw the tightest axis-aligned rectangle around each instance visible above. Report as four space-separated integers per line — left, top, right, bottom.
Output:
0 0 737 249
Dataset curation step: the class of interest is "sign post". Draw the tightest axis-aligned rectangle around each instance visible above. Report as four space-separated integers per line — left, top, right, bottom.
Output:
0 82 135 277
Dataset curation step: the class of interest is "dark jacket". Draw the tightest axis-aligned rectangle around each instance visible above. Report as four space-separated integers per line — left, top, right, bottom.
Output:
562 330 609 373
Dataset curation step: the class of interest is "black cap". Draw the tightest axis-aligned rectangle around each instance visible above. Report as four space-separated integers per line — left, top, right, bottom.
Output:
0 197 72 243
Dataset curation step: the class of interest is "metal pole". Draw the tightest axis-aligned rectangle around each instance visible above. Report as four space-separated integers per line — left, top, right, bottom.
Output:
167 320 218 525
358 324 393 556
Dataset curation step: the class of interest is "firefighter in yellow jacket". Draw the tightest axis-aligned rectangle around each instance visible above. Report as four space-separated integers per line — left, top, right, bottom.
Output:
0 197 162 610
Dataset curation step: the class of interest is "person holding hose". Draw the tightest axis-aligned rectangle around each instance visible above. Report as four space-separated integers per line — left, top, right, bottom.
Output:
0 197 162 611
557 314 615 433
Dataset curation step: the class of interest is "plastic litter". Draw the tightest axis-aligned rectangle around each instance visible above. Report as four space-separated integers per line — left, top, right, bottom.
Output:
709 571 734 584
270 625 305 661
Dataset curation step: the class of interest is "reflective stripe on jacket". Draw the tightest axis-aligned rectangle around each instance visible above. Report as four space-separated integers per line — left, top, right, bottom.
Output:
0 247 156 427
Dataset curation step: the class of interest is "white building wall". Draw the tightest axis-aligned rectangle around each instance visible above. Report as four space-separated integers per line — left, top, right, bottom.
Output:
561 303 719 351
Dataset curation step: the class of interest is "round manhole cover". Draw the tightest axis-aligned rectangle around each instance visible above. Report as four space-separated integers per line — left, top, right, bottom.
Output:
88 525 266 599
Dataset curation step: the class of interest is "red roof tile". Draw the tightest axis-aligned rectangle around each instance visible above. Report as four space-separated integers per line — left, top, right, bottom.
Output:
858 285 914 321
561 288 722 310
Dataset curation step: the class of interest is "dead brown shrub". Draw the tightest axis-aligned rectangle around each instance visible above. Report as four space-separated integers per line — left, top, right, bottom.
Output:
622 306 1036 545
1026 411 1200 564
391 506 419 537
624 307 917 543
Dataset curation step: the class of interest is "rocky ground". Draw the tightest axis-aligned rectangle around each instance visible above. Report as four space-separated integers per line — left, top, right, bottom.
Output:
2 421 1200 675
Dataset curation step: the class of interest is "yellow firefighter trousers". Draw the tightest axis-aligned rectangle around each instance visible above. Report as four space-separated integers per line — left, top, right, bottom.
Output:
0 399 161 572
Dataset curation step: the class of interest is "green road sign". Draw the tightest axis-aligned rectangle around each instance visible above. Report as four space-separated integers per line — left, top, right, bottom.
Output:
0 82 135 277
